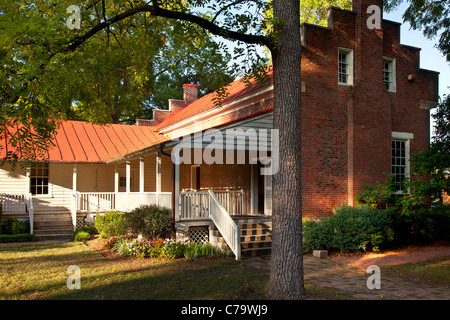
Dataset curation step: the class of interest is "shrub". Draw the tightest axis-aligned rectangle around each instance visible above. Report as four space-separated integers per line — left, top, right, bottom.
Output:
76 225 98 235
73 231 91 242
302 218 334 253
0 234 36 243
94 211 127 238
124 205 173 240
388 204 450 245
303 205 394 253
0 218 30 235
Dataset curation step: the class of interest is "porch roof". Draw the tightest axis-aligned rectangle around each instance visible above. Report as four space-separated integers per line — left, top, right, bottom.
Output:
0 120 168 163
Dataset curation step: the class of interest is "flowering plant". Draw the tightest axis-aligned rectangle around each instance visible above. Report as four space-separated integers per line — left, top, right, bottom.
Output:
104 235 130 250
160 238 184 259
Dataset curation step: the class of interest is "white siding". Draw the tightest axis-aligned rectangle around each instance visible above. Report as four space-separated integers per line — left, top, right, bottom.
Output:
33 163 72 212
0 163 27 194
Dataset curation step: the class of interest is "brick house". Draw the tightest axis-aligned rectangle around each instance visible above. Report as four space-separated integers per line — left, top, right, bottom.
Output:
0 0 438 258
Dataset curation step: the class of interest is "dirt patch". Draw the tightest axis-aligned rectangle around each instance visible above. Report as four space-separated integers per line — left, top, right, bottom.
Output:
329 242 450 269
84 235 130 260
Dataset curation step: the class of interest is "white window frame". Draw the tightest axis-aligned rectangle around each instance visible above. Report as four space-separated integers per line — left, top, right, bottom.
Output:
338 48 353 85
30 162 50 196
391 132 413 194
383 57 396 93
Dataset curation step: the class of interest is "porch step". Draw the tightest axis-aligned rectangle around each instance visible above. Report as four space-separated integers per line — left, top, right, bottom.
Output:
211 217 272 258
239 219 272 258
33 213 74 241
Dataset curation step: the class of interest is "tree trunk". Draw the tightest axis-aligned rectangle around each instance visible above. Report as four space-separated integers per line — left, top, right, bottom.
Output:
266 0 305 300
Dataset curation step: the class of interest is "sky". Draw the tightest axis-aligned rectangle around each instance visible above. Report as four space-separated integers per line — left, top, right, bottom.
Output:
384 2 450 98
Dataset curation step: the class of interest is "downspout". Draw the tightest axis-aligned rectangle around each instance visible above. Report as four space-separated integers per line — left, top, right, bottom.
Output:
159 143 176 222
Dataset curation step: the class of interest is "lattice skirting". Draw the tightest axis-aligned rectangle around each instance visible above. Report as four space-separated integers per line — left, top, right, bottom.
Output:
76 214 96 229
188 226 209 244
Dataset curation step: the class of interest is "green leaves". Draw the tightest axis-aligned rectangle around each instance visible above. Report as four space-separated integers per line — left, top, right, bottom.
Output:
387 0 450 61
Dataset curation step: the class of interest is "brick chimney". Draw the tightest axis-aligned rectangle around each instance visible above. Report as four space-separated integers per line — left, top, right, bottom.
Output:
136 84 199 125
183 84 199 102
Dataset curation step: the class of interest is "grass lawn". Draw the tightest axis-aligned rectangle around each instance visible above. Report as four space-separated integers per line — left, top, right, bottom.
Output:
0 239 352 300
0 241 268 300
381 256 450 288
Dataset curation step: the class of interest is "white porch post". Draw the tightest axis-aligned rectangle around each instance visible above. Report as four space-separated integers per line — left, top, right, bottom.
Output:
114 164 119 211
139 157 144 206
114 164 119 194
126 161 130 211
250 164 258 214
25 167 31 194
174 162 180 221
156 152 161 205
72 164 77 231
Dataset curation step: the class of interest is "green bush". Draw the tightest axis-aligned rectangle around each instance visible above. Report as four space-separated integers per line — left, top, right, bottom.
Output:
387 204 450 245
303 205 394 253
94 211 127 238
76 225 98 235
73 231 91 242
0 218 30 235
0 233 36 243
124 205 173 240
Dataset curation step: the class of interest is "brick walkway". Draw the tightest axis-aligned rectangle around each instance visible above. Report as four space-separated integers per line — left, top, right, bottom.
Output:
243 255 450 300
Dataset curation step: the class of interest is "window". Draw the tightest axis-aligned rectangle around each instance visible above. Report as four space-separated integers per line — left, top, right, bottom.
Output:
383 57 396 92
119 176 134 188
191 165 200 190
391 132 413 192
338 48 353 85
30 163 49 195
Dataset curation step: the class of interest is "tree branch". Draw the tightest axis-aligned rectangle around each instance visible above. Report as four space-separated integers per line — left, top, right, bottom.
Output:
66 3 271 52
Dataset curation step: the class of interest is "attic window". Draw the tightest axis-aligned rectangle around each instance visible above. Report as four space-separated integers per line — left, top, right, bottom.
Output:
338 48 353 85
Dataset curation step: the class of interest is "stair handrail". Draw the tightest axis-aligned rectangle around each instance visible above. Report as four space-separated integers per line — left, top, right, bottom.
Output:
208 190 241 260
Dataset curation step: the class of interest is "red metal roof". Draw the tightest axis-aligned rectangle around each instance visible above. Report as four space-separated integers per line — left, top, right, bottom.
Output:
153 68 273 131
1 70 273 163
1 120 167 163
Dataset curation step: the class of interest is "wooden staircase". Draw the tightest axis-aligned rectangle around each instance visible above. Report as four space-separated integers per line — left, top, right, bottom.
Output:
33 212 74 241
211 216 272 259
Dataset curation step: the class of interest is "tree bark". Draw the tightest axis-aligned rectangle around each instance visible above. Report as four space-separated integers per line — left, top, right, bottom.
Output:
266 0 305 300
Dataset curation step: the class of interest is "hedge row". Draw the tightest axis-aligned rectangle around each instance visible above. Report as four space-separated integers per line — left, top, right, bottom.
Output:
0 234 36 243
303 204 450 253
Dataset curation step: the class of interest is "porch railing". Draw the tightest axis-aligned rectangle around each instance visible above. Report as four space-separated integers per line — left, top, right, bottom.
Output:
209 190 241 260
179 192 210 220
214 190 245 216
0 193 34 234
75 192 172 213
0 193 28 212
179 189 244 220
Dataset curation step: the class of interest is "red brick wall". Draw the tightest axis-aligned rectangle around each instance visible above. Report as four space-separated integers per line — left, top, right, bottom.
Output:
299 0 438 218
